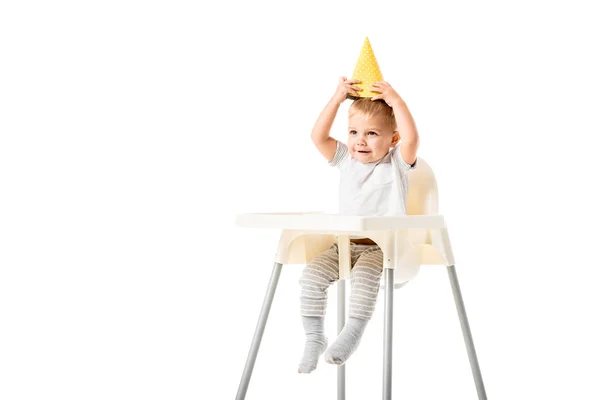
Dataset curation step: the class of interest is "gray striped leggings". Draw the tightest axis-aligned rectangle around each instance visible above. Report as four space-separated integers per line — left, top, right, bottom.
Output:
299 243 384 321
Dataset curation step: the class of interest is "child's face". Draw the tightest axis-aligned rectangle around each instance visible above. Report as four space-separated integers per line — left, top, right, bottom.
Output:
347 111 399 164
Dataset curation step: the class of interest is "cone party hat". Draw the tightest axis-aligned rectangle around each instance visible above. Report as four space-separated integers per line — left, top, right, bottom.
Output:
349 37 384 99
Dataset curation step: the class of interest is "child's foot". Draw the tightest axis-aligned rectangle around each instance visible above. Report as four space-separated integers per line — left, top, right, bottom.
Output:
298 316 327 373
298 336 327 373
324 317 367 366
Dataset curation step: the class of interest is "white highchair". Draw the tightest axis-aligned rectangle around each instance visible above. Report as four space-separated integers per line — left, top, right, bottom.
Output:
234 157 487 400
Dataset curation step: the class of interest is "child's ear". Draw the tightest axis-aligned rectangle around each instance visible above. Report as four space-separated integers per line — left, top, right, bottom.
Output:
391 131 400 146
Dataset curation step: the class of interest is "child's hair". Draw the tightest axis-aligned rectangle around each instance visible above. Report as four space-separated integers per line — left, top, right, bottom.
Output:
349 98 397 131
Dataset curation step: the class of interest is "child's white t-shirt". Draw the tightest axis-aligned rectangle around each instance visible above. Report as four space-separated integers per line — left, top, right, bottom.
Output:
328 141 417 216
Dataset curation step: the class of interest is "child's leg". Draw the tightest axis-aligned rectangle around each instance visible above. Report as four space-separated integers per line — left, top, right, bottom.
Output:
325 245 383 365
297 244 340 373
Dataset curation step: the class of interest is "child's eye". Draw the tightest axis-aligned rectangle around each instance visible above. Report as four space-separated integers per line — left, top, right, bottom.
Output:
368 131 378 136
349 130 357 135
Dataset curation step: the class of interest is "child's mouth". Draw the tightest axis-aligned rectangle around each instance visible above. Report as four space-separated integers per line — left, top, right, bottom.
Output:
357 150 371 154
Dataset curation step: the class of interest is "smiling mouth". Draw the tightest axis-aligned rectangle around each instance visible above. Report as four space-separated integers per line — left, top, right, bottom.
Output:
357 150 371 154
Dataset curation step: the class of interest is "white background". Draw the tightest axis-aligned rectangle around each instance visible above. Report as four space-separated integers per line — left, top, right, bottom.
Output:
1 0 599 399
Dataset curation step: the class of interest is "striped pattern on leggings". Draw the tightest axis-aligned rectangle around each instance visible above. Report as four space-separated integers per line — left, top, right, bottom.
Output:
299 243 384 320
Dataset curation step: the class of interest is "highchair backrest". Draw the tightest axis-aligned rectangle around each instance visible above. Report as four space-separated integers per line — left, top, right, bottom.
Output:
406 157 439 216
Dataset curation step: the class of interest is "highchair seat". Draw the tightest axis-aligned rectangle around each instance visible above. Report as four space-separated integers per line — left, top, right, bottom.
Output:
235 212 451 285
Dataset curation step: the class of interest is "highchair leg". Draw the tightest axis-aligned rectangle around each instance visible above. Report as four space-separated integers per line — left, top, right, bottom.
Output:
447 265 487 400
382 268 394 400
337 280 346 400
235 262 283 400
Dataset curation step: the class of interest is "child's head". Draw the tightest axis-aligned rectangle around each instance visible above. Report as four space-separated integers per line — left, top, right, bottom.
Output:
347 98 400 163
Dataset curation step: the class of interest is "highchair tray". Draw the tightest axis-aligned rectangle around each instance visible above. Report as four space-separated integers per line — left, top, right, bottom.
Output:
236 212 445 232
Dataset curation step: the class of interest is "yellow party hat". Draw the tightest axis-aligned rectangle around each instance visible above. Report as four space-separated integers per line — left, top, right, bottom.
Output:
349 37 384 99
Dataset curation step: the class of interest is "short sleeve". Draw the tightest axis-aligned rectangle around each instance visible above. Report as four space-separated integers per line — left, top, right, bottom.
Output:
328 141 349 168
392 145 417 171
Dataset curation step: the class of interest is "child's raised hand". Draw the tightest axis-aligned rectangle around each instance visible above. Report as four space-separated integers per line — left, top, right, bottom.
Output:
370 81 403 107
333 76 361 104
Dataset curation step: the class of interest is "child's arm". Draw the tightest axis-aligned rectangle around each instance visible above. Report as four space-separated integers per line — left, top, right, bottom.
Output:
371 82 420 166
311 77 361 162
